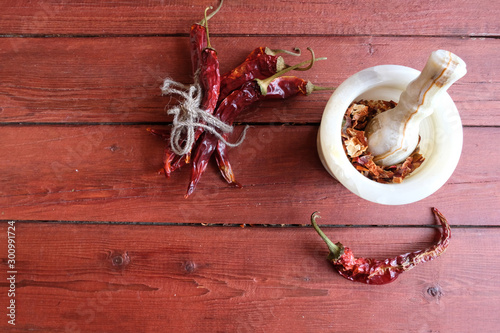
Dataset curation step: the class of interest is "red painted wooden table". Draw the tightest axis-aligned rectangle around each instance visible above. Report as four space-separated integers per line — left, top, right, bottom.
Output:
1 1 499 332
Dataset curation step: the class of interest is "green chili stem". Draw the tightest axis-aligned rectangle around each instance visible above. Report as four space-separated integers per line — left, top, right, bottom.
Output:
310 212 342 259
312 85 336 91
256 48 327 95
292 48 319 72
199 0 224 26
204 7 213 49
304 82 335 95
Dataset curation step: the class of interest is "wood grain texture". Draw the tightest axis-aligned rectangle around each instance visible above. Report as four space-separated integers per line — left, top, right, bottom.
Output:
1 125 498 225
1 222 498 332
1 0 498 36
1 36 498 126
1 0 499 331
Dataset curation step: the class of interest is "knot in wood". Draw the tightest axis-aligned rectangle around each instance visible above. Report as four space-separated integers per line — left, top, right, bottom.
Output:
112 256 123 265
108 144 119 152
184 261 196 273
427 285 442 298
110 251 130 268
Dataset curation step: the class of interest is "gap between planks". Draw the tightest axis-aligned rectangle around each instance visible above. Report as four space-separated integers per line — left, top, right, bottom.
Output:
1 34 498 38
0 122 320 126
1 220 498 229
0 123 497 128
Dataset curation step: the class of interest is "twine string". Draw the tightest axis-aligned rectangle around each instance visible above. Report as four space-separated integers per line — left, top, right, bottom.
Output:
161 78 248 156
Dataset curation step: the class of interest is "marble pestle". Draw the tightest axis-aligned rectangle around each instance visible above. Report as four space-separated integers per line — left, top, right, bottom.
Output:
365 50 467 166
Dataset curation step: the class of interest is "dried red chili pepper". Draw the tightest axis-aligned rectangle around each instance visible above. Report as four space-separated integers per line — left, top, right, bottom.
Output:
218 47 301 103
189 25 208 78
190 0 223 78
218 54 285 103
310 208 451 285
214 139 242 188
197 37 220 123
186 50 327 196
180 4 222 157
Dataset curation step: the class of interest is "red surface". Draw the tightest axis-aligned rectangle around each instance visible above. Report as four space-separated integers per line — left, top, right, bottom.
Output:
0 0 499 331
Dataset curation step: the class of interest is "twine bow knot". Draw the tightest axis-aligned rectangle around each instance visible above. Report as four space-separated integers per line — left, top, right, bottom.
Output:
160 78 247 156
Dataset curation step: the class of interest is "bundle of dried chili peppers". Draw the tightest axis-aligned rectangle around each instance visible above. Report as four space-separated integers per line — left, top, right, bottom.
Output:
310 208 451 285
150 0 331 197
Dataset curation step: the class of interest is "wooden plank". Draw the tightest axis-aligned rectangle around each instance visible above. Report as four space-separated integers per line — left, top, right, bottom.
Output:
1 36 498 126
1 125 498 225
1 0 498 36
0 222 499 332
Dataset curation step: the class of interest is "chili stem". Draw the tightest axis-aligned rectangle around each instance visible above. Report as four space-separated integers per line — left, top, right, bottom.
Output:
204 6 213 49
256 48 326 95
199 0 224 26
310 212 342 259
303 81 335 95
311 85 336 92
292 48 320 72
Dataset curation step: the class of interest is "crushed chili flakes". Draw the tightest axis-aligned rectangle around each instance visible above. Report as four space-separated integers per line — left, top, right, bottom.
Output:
342 100 425 184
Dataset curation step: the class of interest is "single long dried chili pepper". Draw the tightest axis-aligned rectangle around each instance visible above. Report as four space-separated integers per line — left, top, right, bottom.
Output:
186 50 327 196
197 38 220 121
189 24 207 78
150 1 221 139
189 0 223 78
310 208 451 285
178 4 222 154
